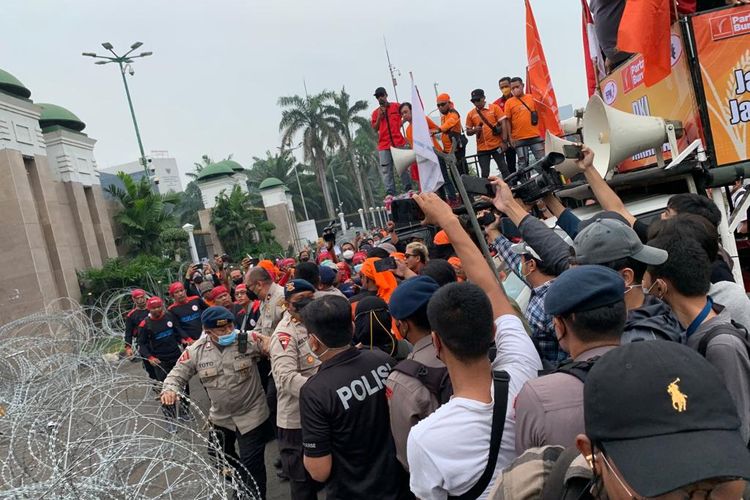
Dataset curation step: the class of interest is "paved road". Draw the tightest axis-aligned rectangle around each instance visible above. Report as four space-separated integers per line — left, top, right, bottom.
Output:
122 359 291 499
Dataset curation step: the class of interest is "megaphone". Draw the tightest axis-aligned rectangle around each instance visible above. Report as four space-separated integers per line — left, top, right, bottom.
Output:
391 146 416 175
544 132 581 178
582 94 681 177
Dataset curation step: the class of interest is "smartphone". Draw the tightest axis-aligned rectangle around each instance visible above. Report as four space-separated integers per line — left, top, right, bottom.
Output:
562 144 584 160
477 211 496 226
461 175 494 197
374 257 397 273
390 198 424 224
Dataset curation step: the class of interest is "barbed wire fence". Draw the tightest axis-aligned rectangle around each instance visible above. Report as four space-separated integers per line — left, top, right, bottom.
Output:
0 292 260 499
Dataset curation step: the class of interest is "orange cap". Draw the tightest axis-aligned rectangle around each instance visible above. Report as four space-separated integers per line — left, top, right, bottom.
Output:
433 230 450 246
436 93 451 103
448 256 462 268
390 252 406 261
360 257 397 303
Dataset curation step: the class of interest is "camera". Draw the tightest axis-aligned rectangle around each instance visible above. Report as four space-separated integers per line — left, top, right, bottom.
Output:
506 152 566 204
322 221 339 243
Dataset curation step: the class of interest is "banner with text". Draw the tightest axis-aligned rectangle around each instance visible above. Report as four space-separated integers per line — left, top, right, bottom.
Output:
692 4 750 167
598 24 703 173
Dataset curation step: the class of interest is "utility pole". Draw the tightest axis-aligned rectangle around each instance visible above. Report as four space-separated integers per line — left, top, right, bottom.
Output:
433 82 440 98
383 37 399 103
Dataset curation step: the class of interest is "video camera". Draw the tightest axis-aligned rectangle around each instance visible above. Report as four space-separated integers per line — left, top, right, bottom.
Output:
322 221 339 243
505 152 566 204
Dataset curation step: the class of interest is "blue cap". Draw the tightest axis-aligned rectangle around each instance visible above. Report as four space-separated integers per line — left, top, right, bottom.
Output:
201 306 235 328
389 276 440 320
284 279 316 300
544 265 625 316
318 265 337 286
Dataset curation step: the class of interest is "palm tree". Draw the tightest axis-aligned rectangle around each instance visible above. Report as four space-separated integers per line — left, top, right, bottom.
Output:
187 153 234 180
328 87 370 213
278 91 340 218
104 172 180 256
353 126 384 206
211 185 280 257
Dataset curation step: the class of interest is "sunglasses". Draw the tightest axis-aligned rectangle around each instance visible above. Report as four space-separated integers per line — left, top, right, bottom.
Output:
405 253 417 258
437 102 449 107
471 97 482 103
375 94 386 98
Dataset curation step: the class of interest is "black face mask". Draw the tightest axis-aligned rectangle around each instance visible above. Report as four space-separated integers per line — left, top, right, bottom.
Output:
300 256 310 262
232 278 243 285
245 290 259 301
293 296 314 311
193 274 204 284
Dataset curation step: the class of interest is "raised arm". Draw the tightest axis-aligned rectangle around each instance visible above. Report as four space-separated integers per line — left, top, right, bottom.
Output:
413 192 515 318
577 144 636 226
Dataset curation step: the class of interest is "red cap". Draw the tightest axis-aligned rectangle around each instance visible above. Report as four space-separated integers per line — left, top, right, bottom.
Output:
146 297 163 309
168 282 184 295
131 289 146 298
433 230 450 246
207 285 229 301
235 284 247 292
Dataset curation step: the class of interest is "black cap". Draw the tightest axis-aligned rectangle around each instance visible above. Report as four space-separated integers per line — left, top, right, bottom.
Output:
284 279 316 300
470 89 485 100
374 87 387 97
585 341 750 497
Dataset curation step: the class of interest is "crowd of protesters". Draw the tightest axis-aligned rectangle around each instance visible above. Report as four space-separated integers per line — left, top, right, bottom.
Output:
122 140 750 499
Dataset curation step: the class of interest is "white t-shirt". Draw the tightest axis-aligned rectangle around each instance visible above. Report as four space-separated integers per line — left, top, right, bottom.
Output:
407 314 542 500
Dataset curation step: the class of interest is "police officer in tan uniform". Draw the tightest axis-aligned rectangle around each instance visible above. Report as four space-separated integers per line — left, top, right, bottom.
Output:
247 266 286 337
270 279 322 499
161 306 272 499
385 276 445 471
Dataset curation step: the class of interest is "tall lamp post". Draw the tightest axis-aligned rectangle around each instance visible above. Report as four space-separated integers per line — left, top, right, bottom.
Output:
83 42 153 183
281 142 310 220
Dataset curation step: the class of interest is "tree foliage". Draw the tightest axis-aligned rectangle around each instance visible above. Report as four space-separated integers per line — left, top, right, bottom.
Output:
210 185 281 258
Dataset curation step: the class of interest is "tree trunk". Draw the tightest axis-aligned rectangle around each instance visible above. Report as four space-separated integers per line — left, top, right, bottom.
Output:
316 153 336 219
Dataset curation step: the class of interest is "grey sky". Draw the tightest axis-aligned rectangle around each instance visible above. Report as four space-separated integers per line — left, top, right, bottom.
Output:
2 0 585 187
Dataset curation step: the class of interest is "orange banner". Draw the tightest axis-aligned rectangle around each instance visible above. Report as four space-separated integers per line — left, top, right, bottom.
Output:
598 24 703 172
692 5 750 167
525 0 563 137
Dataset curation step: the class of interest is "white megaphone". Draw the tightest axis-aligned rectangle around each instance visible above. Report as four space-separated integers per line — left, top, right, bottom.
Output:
582 94 681 177
391 146 416 175
544 132 582 178
560 108 584 135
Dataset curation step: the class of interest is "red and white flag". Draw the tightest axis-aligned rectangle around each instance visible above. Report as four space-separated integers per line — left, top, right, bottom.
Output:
581 0 605 96
410 77 443 193
525 0 563 137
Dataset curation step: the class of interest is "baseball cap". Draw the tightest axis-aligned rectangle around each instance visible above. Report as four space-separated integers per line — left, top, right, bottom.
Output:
585 340 750 497
510 241 541 260
544 265 624 316
201 306 235 328
576 210 630 233
436 92 451 103
433 230 450 246
318 265 337 286
470 89 485 100
284 279 316 300
131 289 146 298
389 276 439 320
374 86 387 97
378 242 398 254
574 218 667 266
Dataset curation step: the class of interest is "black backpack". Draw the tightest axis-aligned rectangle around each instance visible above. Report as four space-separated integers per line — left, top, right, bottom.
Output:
538 357 600 383
697 320 750 358
392 359 453 405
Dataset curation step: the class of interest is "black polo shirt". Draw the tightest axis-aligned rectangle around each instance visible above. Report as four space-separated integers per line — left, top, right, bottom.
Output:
300 347 402 500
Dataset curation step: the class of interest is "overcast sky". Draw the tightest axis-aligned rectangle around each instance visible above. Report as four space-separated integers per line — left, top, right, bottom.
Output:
2 0 586 187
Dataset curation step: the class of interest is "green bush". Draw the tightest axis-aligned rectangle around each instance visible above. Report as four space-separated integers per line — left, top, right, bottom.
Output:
77 255 183 303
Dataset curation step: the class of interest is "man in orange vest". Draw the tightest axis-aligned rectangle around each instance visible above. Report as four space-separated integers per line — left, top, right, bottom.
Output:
465 89 510 178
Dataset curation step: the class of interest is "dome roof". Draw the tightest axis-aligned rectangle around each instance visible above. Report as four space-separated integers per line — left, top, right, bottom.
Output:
215 159 245 172
195 162 236 182
0 68 31 99
38 103 86 132
259 177 285 190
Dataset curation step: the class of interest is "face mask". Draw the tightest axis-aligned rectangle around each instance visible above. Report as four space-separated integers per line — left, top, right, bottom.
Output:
625 284 642 294
232 278 243 285
308 335 329 360
300 255 310 262
517 260 532 279
643 281 660 297
343 250 354 260
216 329 238 346
501 87 511 97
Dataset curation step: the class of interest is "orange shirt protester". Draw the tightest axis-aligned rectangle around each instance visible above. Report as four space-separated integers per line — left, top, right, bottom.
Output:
465 89 510 179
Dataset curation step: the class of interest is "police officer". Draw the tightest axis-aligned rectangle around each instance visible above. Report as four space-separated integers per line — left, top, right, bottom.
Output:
161 307 271 498
385 276 445 471
247 267 286 336
514 265 626 454
270 279 322 499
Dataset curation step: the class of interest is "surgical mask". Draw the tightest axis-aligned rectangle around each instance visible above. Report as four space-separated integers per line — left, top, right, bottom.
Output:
216 329 238 346
501 86 511 97
625 284 642 294
307 335 329 360
232 278 243 285
517 260 532 279
643 281 659 297
343 250 354 260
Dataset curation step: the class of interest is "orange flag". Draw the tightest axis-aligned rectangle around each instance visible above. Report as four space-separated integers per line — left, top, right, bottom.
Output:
525 0 562 137
617 0 671 87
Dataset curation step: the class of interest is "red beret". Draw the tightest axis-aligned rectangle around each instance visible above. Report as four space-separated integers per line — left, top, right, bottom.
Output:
131 289 146 298
168 282 184 295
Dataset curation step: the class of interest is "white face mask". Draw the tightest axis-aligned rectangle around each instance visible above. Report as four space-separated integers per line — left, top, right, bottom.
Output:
343 250 354 260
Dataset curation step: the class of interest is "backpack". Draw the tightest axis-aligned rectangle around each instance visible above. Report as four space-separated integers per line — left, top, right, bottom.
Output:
392 359 453 405
540 447 594 500
538 357 600 383
697 320 750 358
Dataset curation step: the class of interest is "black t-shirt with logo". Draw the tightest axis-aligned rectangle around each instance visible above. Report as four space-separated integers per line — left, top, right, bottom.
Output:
300 347 402 500
167 296 207 340
137 311 184 361
124 307 149 346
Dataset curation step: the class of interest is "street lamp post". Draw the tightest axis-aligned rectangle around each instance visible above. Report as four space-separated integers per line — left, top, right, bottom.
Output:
83 42 153 184
282 142 310 220
358 208 367 230
182 223 199 263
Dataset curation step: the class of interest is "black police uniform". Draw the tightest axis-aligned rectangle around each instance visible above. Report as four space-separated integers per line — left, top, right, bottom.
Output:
300 347 404 500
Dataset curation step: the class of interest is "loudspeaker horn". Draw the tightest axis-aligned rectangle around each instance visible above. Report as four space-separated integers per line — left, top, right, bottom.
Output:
391 146 416 175
582 94 681 177
544 132 581 178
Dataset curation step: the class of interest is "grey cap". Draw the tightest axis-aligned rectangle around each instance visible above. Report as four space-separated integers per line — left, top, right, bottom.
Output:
511 241 541 260
574 218 667 266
